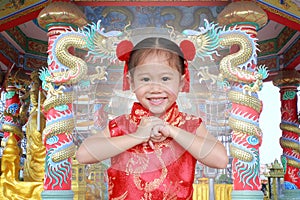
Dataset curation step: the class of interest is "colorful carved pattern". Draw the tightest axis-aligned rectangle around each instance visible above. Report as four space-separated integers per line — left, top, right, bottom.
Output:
39 14 114 190
23 70 46 183
278 88 300 189
256 0 300 24
39 80 76 190
39 57 76 190
229 85 262 190
39 23 85 190
24 55 47 70
2 86 22 144
258 40 276 56
6 26 27 49
183 20 221 61
217 25 268 190
283 39 300 64
257 58 277 71
47 29 87 85
0 133 43 199
44 135 74 189
27 39 48 56
277 28 297 49
0 35 19 62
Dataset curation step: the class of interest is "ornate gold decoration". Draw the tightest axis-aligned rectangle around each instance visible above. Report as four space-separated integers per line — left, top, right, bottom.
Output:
43 91 73 112
287 159 300 169
217 1 268 28
89 66 108 84
216 2 268 189
132 149 168 193
197 66 219 85
23 111 46 182
230 145 253 162
52 144 76 163
102 7 133 26
23 71 46 182
192 183 232 200
72 157 87 200
279 123 300 136
228 90 262 113
43 118 75 140
47 33 88 85
280 137 300 152
228 117 262 136
256 1 300 25
44 83 65 97
0 1 49 28
1 124 23 140
0 134 43 199
273 70 300 87
37 2 88 29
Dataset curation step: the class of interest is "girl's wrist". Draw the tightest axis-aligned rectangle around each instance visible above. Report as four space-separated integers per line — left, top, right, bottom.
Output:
131 132 149 143
165 124 175 138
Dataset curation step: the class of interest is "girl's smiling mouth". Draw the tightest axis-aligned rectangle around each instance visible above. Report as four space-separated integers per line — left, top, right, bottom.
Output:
147 97 167 105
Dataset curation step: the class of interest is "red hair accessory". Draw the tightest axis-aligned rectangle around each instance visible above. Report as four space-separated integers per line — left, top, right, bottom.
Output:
180 40 196 61
117 39 195 92
180 40 195 92
116 40 134 90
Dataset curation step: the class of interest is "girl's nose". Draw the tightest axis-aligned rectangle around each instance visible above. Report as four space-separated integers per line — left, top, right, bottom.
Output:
149 82 162 93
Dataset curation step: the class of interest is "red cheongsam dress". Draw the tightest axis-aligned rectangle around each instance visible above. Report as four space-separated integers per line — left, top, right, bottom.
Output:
107 102 202 200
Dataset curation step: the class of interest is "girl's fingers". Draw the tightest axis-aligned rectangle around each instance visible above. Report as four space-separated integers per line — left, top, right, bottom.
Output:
148 140 155 149
151 124 170 137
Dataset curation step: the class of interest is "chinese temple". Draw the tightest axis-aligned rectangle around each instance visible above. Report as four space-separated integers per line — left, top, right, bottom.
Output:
0 0 299 200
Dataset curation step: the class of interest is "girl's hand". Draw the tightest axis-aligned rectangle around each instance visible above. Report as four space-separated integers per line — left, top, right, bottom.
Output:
149 123 170 146
151 123 171 138
150 131 167 143
134 116 164 143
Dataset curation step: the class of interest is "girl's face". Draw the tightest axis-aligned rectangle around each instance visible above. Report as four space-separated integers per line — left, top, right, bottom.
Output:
130 53 184 117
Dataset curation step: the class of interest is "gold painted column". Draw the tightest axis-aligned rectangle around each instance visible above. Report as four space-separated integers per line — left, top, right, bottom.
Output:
218 1 268 199
37 2 87 199
273 70 300 199
0 80 44 199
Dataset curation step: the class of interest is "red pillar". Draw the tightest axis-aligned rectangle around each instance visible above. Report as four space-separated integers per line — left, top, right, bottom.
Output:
273 71 300 194
217 1 268 199
2 85 22 145
37 2 87 199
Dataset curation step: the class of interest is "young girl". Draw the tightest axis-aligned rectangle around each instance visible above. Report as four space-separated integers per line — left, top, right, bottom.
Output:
76 37 228 199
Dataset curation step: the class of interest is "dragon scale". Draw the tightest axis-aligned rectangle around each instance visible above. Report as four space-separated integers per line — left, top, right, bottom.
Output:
48 32 88 85
219 31 258 84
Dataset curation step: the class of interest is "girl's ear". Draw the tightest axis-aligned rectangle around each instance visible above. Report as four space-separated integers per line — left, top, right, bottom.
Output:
127 74 134 90
179 74 185 91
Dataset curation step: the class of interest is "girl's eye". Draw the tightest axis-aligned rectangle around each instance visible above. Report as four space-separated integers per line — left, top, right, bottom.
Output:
141 77 150 82
162 77 170 81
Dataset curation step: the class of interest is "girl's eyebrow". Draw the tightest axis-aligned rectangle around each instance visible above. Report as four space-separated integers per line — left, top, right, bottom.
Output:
135 72 150 76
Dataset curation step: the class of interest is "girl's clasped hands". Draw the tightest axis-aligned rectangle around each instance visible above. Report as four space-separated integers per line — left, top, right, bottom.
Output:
135 116 169 149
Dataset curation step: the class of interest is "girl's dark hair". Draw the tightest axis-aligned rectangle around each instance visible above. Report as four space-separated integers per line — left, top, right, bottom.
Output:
128 37 185 75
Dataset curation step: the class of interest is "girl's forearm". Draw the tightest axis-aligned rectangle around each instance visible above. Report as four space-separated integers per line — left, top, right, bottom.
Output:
168 125 228 169
76 133 144 164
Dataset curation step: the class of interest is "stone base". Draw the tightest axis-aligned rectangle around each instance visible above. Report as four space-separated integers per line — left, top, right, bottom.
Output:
279 189 300 200
231 190 264 200
41 190 74 200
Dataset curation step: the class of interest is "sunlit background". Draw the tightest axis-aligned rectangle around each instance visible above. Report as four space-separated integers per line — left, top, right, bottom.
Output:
259 81 285 165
